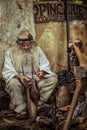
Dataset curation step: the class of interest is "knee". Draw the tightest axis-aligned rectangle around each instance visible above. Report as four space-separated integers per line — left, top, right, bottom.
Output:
8 78 21 90
51 76 58 86
46 76 58 89
9 78 20 85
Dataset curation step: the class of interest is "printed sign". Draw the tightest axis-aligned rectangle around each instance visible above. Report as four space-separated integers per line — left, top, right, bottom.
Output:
34 2 87 23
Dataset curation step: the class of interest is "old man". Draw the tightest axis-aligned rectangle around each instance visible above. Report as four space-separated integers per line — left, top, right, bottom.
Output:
2 28 58 120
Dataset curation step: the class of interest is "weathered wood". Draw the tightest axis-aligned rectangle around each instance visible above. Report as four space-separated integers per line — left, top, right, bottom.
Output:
36 22 67 72
25 87 36 121
63 79 83 130
74 66 86 78
63 67 86 130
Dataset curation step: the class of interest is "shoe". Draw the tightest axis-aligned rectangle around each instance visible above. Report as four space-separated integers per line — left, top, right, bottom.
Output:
16 113 29 120
36 116 54 127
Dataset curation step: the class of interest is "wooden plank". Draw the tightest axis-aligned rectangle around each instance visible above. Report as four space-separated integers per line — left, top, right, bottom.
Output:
74 66 86 78
63 66 86 130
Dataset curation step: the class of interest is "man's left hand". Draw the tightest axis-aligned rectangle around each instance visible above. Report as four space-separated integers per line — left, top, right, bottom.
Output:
36 71 46 79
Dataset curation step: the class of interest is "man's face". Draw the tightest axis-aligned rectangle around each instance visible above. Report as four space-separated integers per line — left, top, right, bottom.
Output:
18 42 33 52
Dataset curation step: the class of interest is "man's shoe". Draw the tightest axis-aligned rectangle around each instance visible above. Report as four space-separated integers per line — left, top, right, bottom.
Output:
36 116 54 127
16 113 29 120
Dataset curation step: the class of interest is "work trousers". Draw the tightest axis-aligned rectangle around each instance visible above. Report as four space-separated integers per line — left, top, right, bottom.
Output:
5 76 58 114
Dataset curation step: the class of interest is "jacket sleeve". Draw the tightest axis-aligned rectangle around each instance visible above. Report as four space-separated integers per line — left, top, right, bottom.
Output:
38 47 57 77
2 50 18 83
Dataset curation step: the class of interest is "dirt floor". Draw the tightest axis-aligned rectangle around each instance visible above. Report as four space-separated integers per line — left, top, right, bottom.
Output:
0 109 87 130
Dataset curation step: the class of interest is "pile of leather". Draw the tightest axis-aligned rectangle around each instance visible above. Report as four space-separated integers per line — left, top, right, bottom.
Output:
57 70 75 86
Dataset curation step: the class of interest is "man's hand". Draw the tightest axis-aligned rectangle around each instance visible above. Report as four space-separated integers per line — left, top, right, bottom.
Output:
36 70 46 79
14 75 31 85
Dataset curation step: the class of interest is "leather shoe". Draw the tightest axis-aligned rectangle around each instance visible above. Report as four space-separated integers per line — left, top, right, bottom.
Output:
16 113 29 120
36 116 54 127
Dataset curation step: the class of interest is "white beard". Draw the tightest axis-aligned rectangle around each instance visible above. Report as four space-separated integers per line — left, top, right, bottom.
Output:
10 45 39 77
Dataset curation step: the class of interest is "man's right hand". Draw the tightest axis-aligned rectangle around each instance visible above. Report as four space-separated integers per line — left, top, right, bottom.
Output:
14 75 30 85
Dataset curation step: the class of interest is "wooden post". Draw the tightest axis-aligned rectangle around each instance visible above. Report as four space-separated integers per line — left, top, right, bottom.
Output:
63 66 86 130
25 86 36 121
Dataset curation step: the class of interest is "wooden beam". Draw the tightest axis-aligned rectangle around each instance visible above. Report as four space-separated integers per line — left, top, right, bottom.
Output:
63 66 86 130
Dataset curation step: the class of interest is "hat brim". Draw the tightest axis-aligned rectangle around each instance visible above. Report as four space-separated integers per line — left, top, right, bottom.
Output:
17 38 34 44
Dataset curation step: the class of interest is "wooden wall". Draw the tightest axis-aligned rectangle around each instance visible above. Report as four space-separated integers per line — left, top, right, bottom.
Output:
35 22 67 73
35 21 87 73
